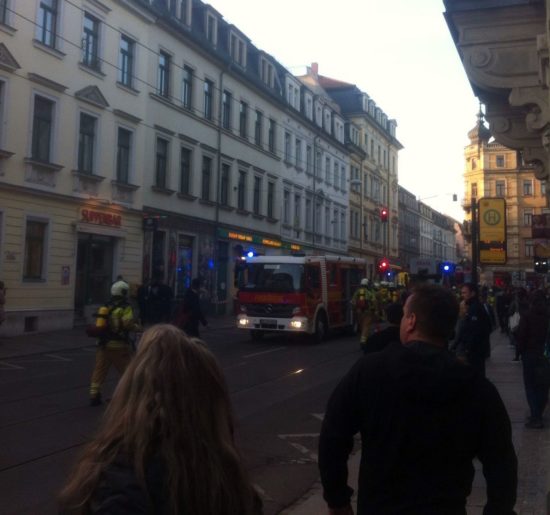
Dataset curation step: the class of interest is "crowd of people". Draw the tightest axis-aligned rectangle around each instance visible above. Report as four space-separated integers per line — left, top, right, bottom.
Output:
56 275 549 514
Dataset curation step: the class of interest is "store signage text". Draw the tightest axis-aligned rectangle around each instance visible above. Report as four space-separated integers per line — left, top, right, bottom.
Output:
81 209 122 227
218 228 300 251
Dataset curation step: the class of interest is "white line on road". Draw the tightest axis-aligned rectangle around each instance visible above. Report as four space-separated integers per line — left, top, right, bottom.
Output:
44 353 72 362
0 361 25 370
243 346 286 359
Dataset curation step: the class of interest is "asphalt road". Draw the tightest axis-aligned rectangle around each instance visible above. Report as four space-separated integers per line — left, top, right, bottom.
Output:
0 326 362 515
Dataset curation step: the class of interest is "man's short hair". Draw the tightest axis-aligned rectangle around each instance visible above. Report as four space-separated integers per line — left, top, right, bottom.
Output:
407 285 459 341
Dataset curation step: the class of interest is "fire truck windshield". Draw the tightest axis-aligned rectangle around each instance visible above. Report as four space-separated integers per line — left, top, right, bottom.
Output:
243 263 304 293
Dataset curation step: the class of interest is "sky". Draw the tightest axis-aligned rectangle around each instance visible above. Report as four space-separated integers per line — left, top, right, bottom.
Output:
206 0 479 221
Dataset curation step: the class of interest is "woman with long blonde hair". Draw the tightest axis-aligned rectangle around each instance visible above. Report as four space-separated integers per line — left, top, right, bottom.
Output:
59 324 261 515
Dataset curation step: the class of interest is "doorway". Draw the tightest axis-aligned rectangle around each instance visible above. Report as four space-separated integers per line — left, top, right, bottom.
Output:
75 233 115 315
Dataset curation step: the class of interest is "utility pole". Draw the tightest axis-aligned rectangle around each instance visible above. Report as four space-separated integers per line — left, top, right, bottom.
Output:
471 197 479 286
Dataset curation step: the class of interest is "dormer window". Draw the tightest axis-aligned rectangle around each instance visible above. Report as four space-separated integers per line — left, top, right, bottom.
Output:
315 103 322 127
361 93 369 112
324 109 331 134
206 13 217 45
260 57 274 87
305 95 313 120
230 31 246 67
179 0 191 25
285 78 300 110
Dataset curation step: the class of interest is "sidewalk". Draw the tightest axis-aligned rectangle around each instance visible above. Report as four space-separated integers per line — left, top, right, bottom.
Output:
0 314 236 360
281 331 550 515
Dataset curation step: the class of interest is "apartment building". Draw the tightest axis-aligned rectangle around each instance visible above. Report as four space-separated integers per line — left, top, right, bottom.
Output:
462 116 547 287
397 185 420 271
0 0 356 333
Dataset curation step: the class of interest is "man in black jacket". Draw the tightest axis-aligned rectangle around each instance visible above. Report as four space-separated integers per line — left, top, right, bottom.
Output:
175 278 207 338
454 283 492 377
319 284 517 515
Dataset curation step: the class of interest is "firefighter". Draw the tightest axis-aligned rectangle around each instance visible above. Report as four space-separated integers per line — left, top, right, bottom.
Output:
351 278 377 351
89 280 140 406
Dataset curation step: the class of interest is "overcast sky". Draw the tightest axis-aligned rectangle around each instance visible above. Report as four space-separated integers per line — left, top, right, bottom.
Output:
206 0 479 221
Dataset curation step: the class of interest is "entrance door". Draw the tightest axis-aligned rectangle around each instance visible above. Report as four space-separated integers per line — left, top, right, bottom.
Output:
75 233 115 315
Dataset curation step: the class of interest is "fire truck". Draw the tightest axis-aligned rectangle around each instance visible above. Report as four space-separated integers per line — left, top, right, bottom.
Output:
236 255 365 342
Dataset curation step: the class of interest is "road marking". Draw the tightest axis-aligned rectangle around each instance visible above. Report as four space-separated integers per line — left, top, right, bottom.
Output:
278 433 320 463
243 346 286 359
44 353 72 362
0 361 25 370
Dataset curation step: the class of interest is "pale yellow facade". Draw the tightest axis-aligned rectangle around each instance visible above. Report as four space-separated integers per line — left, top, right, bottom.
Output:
462 123 547 286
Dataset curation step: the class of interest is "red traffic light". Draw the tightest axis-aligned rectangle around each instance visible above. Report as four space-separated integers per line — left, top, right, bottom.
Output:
380 208 388 222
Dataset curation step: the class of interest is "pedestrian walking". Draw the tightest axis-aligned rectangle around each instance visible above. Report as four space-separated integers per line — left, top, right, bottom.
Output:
509 288 529 362
59 324 262 515
319 284 517 515
173 277 208 338
87 280 140 406
362 302 403 354
516 290 550 429
453 283 492 377
351 279 376 351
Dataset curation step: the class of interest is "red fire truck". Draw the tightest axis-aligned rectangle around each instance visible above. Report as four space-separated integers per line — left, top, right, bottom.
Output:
236 255 365 342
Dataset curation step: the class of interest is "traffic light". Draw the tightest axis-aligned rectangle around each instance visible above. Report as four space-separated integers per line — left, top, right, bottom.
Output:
378 258 389 273
534 256 548 273
380 208 389 222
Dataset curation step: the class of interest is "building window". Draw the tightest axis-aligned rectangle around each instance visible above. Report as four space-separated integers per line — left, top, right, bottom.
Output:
31 96 54 163
306 145 312 173
471 182 478 198
495 180 505 197
254 110 263 146
204 79 213 120
283 190 290 224
315 151 322 176
220 163 230 205
294 194 301 230
82 13 100 70
341 165 346 191
119 35 135 88
239 101 247 138
284 132 291 162
525 239 534 258
306 198 312 230
180 147 191 195
237 170 247 210
206 13 217 45
78 113 96 174
524 209 533 227
38 0 58 47
201 156 212 201
496 155 505 167
158 51 171 98
523 180 533 196
268 119 276 153
267 181 275 218
333 162 339 189
333 209 338 240
363 215 368 240
24 220 48 280
222 90 231 129
253 176 261 215
182 66 193 109
230 33 246 66
260 58 274 87
155 138 169 189
295 139 302 168
116 128 131 183
0 0 8 25
542 182 547 195
325 157 331 184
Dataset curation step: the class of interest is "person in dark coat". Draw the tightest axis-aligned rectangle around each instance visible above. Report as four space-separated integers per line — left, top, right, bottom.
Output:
175 278 207 338
362 302 403 354
509 288 529 361
59 325 262 515
516 290 550 429
453 283 492 377
318 284 517 515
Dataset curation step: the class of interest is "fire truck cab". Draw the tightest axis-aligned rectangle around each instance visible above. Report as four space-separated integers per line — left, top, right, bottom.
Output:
236 255 365 342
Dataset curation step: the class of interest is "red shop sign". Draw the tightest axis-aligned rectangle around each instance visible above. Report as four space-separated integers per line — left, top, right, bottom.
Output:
81 209 122 227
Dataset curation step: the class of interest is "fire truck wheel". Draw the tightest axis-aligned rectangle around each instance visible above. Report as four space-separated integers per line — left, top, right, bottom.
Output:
250 329 264 341
312 313 328 344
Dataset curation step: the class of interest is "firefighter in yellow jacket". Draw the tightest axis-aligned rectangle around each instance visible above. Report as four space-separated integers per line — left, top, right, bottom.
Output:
89 280 140 406
351 278 377 351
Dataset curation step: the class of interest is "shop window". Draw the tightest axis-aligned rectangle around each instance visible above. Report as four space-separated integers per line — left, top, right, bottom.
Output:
23 219 48 281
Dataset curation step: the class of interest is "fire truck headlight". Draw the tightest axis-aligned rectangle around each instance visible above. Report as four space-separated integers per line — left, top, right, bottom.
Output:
290 320 303 329
238 317 250 327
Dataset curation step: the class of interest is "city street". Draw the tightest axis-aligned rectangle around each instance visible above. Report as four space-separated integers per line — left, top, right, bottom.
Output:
0 321 362 515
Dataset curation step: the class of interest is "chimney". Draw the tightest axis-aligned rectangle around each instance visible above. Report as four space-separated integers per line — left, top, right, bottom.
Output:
311 62 319 77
